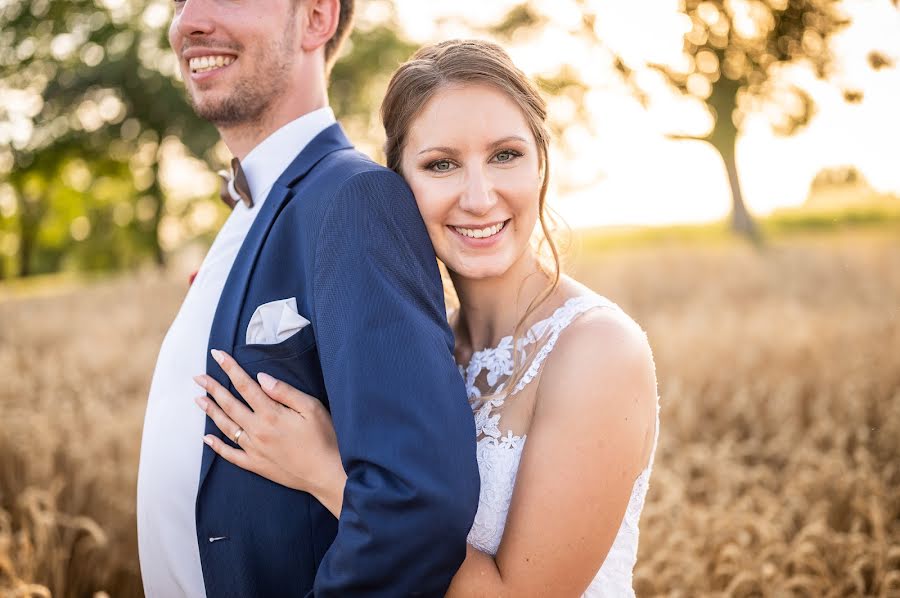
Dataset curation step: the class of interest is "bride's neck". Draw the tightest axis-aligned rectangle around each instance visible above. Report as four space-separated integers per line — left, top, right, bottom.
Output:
451 251 552 355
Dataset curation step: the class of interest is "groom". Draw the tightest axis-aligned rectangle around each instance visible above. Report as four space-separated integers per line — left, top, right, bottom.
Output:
136 1 479 596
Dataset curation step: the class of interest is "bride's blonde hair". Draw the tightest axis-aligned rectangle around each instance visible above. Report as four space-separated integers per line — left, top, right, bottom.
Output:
380 39 562 399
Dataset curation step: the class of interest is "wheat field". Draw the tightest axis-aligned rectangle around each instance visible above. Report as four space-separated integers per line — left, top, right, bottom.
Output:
1 231 898 597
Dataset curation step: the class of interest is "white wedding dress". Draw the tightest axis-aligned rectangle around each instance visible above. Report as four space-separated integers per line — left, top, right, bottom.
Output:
459 294 659 597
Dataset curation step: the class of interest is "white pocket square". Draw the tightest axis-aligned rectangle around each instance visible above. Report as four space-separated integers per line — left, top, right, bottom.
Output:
246 297 310 345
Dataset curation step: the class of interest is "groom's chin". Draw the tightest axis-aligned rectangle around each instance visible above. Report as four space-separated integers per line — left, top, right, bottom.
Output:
189 93 263 128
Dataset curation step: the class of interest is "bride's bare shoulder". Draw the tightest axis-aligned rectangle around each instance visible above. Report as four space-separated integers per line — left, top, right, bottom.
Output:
549 277 649 355
537 280 657 451
543 294 652 387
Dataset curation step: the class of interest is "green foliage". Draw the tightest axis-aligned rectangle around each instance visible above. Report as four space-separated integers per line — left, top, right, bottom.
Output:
0 0 214 276
0 0 417 279
489 4 547 39
330 17 418 159
764 198 900 234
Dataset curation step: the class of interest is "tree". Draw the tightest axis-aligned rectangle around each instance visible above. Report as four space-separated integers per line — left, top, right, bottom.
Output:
0 0 218 275
0 0 417 279
612 0 853 240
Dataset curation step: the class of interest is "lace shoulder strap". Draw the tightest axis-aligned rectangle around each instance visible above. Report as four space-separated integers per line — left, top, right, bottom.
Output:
509 294 619 397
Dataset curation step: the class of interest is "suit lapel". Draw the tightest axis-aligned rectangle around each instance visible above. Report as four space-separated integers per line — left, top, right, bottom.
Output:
198 124 354 490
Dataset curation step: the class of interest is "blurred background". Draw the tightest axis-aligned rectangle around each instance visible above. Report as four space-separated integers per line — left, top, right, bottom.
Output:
1 0 898 596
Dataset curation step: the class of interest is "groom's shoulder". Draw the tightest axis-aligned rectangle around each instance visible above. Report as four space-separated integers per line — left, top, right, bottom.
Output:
289 149 417 229
295 144 402 198
314 149 411 202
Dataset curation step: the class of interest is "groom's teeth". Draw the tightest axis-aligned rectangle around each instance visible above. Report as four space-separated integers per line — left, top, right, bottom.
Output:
453 221 506 239
189 55 235 73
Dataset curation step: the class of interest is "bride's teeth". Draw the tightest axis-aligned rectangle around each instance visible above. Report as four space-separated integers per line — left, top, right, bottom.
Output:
454 221 506 239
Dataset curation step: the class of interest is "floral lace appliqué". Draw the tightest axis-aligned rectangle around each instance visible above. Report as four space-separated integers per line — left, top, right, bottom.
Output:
459 295 616 416
472 398 503 439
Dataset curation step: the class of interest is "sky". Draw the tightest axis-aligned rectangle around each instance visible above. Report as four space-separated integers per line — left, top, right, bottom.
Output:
388 0 900 227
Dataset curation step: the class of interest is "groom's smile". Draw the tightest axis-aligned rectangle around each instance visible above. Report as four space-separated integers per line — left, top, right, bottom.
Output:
182 46 239 82
187 54 236 76
168 0 307 132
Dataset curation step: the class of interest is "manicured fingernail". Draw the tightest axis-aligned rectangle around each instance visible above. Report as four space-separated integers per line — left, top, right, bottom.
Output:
193 375 208 389
203 435 214 446
194 395 209 411
257 372 277 392
211 349 225 364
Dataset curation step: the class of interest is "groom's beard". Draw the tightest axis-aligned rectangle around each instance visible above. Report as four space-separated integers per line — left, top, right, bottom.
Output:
185 19 296 127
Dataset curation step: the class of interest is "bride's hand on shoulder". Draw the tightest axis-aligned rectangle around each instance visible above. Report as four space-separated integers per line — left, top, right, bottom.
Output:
192 349 347 517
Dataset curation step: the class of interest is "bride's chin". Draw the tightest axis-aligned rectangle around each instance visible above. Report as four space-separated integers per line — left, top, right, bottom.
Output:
447 260 511 282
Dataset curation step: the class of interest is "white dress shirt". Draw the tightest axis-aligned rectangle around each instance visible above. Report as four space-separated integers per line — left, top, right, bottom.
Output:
136 107 336 598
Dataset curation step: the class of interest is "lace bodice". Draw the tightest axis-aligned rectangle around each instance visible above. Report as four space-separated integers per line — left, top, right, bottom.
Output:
459 295 659 597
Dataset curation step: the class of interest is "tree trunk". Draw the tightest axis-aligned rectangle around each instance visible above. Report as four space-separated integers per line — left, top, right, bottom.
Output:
708 122 759 242
706 78 759 242
18 229 33 277
720 142 759 241
150 161 166 268
17 197 39 278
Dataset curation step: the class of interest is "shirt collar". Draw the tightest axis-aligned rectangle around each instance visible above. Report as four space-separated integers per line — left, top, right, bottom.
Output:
238 107 337 208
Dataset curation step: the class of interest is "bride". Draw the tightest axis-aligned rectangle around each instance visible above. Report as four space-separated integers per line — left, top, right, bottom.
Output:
192 39 659 596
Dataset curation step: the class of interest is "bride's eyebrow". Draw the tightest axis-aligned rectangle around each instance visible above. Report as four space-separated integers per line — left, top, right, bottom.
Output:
417 146 458 156
487 135 528 149
417 135 529 157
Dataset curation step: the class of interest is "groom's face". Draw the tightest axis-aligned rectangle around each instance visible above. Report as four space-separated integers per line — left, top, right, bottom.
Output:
169 0 300 126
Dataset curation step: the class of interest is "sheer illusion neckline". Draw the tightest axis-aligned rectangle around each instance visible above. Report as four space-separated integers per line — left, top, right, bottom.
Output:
458 294 615 415
458 295 597 371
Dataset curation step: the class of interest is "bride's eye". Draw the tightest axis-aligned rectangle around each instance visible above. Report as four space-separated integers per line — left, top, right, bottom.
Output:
492 150 522 164
426 159 456 173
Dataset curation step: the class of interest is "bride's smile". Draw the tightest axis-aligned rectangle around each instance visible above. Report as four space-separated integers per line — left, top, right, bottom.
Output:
401 83 543 281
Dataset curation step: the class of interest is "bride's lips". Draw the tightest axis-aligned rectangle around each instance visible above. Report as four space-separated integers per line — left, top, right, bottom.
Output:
448 219 510 248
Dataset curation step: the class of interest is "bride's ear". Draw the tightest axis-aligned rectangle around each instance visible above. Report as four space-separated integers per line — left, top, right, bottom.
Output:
299 0 341 55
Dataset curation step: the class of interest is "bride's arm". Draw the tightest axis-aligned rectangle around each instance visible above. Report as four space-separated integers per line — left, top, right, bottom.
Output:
192 354 348 518
197 308 657 595
444 309 658 597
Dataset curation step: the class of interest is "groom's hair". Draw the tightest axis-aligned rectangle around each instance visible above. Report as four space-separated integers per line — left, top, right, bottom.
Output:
323 0 355 71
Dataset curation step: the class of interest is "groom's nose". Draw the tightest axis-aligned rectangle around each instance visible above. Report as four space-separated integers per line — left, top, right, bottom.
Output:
173 0 217 40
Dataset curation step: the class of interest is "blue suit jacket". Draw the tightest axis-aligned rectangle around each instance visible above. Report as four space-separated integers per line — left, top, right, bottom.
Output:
196 124 480 597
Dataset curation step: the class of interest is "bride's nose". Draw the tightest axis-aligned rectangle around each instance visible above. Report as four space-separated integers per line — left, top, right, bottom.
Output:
458 168 497 216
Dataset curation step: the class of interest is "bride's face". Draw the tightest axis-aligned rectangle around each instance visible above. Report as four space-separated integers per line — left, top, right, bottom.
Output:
401 83 543 281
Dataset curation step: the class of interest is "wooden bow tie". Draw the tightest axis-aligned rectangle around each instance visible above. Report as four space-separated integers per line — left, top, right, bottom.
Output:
217 157 253 209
